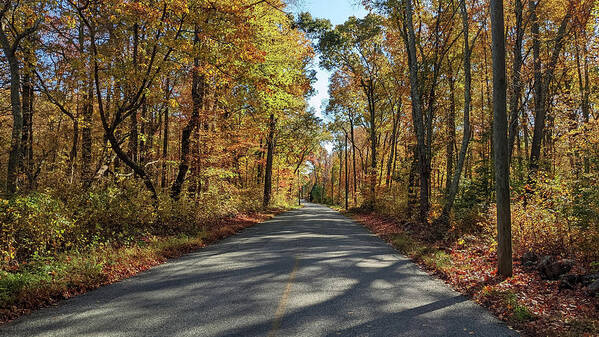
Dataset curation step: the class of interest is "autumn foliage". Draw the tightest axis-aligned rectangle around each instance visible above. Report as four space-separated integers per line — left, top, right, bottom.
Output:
0 0 320 324
299 0 599 335
351 211 598 336
1 0 599 335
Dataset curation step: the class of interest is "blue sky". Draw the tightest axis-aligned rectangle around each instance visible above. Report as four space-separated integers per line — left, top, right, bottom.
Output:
291 0 368 120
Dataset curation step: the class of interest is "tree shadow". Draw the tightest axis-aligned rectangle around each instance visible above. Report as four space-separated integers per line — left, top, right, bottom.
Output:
0 203 517 337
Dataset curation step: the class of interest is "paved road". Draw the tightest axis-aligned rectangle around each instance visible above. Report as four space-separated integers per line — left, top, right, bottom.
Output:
0 203 517 337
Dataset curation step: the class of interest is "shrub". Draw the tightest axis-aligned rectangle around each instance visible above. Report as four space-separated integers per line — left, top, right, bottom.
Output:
71 180 155 243
0 193 74 263
510 173 599 262
1 178 294 267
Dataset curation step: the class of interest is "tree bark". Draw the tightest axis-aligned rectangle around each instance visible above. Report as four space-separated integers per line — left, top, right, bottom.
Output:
263 113 276 208
257 138 264 185
128 24 140 166
21 63 34 179
70 117 79 178
508 0 524 160
386 101 400 187
81 84 93 186
490 0 513 277
528 1 543 172
171 27 204 199
0 38 23 196
441 0 473 220
345 130 349 210
80 22 93 187
330 162 334 203
574 32 591 172
350 116 357 205
529 4 571 172
339 140 343 204
445 72 456 194
161 76 170 188
401 0 429 222
139 99 147 165
0 11 40 196
362 78 377 207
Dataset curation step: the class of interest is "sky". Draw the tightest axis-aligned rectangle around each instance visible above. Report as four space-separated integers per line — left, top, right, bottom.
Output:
291 0 368 121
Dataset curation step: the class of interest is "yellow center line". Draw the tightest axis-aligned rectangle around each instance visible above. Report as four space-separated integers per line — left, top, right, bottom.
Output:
268 256 300 337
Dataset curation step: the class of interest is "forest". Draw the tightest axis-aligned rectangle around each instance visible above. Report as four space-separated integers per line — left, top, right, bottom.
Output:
0 0 598 336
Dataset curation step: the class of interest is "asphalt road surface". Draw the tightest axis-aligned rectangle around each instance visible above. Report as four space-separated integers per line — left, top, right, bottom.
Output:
0 203 518 337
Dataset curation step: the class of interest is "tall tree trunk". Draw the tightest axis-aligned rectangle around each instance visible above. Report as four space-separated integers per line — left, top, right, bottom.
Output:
128 24 139 166
522 113 529 160
339 142 343 204
445 72 456 193
129 107 138 164
575 36 590 124
362 79 377 207
574 31 590 172
490 0 513 277
139 98 147 165
81 84 93 186
70 117 79 179
171 27 204 199
21 37 35 179
508 0 524 160
263 113 276 208
529 3 571 172
257 140 263 184
188 125 200 197
1 47 23 196
407 148 418 218
21 64 34 179
0 14 40 196
401 0 429 222
529 1 543 173
441 0 473 220
80 23 93 187
345 130 349 210
379 132 388 186
350 116 357 205
161 77 170 188
330 163 334 203
386 102 400 187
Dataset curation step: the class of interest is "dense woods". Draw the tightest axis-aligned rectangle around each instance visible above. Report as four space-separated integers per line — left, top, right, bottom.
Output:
301 0 599 271
1 0 599 335
299 0 599 333
0 0 322 262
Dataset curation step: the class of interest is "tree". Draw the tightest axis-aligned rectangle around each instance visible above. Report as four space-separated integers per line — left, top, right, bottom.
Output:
263 113 276 207
528 1 572 173
441 0 477 221
507 0 524 160
400 0 429 222
0 1 42 195
171 24 203 200
306 13 387 207
74 1 186 199
327 70 363 206
489 0 512 277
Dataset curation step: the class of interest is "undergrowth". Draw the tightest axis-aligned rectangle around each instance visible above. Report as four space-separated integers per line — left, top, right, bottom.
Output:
349 210 599 337
0 180 296 324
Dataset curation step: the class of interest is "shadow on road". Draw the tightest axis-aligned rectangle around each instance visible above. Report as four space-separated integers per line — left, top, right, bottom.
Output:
0 203 517 337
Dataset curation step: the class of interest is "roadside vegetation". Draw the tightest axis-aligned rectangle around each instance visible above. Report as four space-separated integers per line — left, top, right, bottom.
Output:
1 0 599 335
0 181 293 323
0 0 316 324
346 210 598 337
302 0 599 336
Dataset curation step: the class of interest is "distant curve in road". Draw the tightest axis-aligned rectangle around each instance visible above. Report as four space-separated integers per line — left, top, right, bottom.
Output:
0 203 518 337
